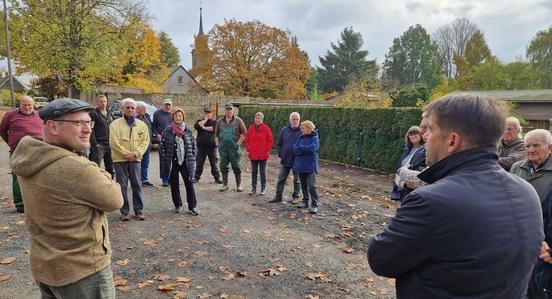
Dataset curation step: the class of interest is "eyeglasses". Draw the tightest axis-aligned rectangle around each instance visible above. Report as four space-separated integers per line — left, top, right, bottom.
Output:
54 120 95 128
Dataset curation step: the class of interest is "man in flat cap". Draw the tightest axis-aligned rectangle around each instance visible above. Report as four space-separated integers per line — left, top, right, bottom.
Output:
193 107 222 184
215 103 247 192
0 95 44 213
9 98 123 299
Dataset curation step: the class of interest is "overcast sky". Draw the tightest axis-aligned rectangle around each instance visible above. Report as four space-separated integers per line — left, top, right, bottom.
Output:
149 0 551 69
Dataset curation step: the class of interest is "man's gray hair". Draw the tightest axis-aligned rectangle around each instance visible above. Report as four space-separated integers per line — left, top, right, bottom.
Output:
525 129 552 145
136 101 147 109
121 98 136 107
255 111 264 119
424 94 506 147
505 116 522 133
96 94 107 101
289 112 300 120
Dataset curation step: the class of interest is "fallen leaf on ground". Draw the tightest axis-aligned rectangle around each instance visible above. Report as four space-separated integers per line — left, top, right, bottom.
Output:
157 284 175 292
222 245 234 251
218 266 229 273
222 272 235 280
258 268 280 277
117 286 132 293
242 229 250 233
172 291 187 299
116 258 129 266
363 276 375 287
305 261 314 268
0 257 16 264
167 258 176 262
178 261 188 267
113 278 128 286
340 247 355 254
305 272 330 281
0 273 10 281
194 251 208 257
16 220 25 225
143 239 157 246
236 271 247 277
198 292 212 298
347 263 368 270
153 274 171 281
306 295 320 299
275 263 288 272
176 276 192 283
137 281 151 288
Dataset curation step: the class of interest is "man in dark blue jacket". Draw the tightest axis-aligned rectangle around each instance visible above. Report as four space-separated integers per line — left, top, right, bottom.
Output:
153 99 173 186
368 94 544 298
270 112 302 203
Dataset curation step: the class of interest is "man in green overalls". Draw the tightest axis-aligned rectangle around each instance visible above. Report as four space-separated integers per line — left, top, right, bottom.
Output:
215 103 248 192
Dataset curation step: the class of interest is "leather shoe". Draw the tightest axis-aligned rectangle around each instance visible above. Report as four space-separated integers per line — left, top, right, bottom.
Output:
269 197 282 203
120 214 130 221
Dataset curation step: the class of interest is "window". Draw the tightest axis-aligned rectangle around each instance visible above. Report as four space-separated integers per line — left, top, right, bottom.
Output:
178 76 184 84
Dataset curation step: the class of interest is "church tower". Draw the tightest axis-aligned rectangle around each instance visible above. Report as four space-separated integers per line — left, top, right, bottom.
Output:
191 3 205 69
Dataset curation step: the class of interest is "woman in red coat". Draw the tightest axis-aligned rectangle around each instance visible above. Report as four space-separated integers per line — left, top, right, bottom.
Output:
245 112 273 195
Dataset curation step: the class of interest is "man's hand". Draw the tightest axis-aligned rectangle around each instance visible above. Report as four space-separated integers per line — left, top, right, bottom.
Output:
199 119 207 127
124 152 137 162
539 241 552 263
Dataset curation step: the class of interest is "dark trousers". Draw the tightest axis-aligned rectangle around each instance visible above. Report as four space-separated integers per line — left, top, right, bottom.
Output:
170 159 197 210
219 144 241 175
194 146 220 180
251 160 267 190
140 145 151 183
9 151 23 209
37 265 115 299
89 143 114 178
275 165 301 199
158 149 169 184
114 162 143 215
299 172 319 208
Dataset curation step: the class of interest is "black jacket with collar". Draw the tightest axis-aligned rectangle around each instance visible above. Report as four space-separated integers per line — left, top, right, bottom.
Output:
89 108 114 145
369 146 543 299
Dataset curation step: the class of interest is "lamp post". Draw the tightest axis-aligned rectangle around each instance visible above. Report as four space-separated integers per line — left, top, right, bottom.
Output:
3 0 15 108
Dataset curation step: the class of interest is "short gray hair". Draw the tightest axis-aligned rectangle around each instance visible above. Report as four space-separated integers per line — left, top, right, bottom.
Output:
96 94 107 101
136 101 147 109
505 116 522 133
121 98 136 108
525 129 552 145
424 94 506 147
255 112 264 119
289 112 300 120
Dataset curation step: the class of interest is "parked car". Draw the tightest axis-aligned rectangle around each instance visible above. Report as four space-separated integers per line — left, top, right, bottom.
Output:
34 97 50 110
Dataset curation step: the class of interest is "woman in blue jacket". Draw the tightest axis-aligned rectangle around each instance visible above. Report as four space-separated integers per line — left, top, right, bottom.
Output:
390 126 424 201
293 120 320 214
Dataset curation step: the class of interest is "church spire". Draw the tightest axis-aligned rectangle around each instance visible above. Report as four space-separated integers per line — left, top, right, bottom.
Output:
198 1 204 36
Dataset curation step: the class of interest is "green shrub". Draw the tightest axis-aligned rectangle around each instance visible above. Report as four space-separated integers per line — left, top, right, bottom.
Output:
238 106 422 172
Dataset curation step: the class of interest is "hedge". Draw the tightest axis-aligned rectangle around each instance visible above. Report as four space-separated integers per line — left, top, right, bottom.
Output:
238 105 423 172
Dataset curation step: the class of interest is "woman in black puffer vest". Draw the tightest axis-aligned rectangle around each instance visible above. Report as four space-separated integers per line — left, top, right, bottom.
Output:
160 107 198 215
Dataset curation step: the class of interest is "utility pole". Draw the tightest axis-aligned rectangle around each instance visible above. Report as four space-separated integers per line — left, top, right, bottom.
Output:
2 0 15 108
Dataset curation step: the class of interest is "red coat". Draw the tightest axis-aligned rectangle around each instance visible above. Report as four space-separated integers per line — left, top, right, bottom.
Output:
245 123 273 160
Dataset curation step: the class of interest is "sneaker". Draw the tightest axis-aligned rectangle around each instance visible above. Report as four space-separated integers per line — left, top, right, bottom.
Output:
290 197 301 204
259 188 266 196
120 214 130 221
269 197 282 203
191 178 199 183
142 181 154 187
135 214 145 221
297 203 309 209
309 207 318 214
219 185 228 192
174 207 182 213
236 186 243 192
249 189 256 195
214 179 223 184
188 208 199 216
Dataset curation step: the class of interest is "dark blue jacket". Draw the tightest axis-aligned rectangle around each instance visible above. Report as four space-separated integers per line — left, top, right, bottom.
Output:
277 124 301 168
369 146 544 299
152 109 172 137
136 113 154 142
391 145 427 200
535 191 552 294
292 131 319 173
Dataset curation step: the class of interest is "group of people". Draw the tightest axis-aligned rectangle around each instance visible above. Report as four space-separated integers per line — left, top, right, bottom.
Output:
0 95 321 298
376 94 552 298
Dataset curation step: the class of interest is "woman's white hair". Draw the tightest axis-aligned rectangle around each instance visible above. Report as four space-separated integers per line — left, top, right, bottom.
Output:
505 116 522 133
289 112 300 120
136 101 147 109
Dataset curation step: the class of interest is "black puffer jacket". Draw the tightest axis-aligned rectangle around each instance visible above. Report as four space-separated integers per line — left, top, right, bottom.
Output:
160 124 196 179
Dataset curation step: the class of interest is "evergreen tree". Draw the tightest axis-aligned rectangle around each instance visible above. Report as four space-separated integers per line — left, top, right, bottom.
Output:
317 27 377 93
527 25 552 88
159 32 180 68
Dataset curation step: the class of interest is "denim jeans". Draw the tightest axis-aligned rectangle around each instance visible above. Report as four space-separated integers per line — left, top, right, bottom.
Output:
251 160 267 190
194 146 220 180
89 143 114 178
299 172 318 208
275 165 301 199
169 159 197 210
114 162 143 215
37 265 115 299
140 145 151 183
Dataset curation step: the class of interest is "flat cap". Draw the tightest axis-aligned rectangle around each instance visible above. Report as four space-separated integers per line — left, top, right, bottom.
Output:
39 98 94 121
224 103 234 109
203 107 211 113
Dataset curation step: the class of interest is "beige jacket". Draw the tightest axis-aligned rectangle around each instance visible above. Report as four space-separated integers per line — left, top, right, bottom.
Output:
109 117 150 162
9 136 123 286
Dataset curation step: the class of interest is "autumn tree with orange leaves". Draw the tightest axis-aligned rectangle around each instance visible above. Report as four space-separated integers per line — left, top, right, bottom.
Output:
194 19 310 99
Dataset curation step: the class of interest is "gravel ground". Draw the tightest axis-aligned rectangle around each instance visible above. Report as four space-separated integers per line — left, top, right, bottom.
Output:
0 141 398 299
